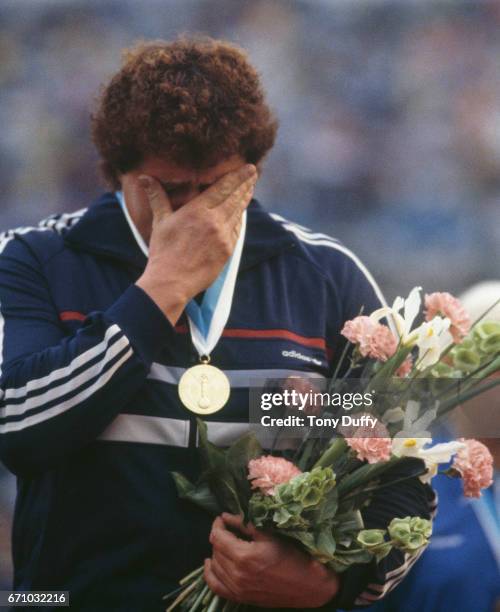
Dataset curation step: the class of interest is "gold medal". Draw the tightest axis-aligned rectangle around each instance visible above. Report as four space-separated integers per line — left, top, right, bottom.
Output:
178 360 230 415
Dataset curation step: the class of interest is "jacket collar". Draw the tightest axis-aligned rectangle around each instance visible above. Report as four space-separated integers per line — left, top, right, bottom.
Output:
64 192 297 271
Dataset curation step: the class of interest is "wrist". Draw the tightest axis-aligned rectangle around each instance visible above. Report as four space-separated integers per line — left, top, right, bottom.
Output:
136 274 188 326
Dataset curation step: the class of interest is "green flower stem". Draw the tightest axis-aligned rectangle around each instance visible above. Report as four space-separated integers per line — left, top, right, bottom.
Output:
471 353 500 378
313 438 348 469
163 584 189 603
297 438 316 470
328 341 353 391
470 297 500 327
366 346 413 391
202 588 213 606
188 583 209 612
336 457 401 496
185 590 200 610
437 375 500 417
206 595 221 612
167 577 203 612
342 468 428 502
334 547 366 556
443 352 499 396
180 566 205 586
433 353 499 401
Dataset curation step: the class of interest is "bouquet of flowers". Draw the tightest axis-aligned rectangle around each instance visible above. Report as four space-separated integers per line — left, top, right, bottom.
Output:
164 289 499 612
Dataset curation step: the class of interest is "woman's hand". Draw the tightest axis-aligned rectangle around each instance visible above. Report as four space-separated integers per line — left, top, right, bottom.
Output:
204 513 339 608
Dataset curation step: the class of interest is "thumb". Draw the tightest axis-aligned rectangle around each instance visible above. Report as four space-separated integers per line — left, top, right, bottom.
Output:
137 175 173 218
221 513 268 542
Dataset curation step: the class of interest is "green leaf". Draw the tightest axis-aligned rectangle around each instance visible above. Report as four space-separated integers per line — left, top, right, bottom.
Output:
316 486 339 522
197 419 226 472
273 507 293 527
171 472 222 515
357 529 386 548
333 548 374 565
283 530 317 555
308 486 339 525
452 348 480 372
196 418 242 514
227 433 263 468
328 559 352 573
374 543 393 562
171 471 195 497
226 433 263 519
333 510 364 533
327 548 374 573
213 475 243 515
315 526 337 559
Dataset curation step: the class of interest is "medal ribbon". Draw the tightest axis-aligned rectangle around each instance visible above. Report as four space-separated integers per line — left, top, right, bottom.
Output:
116 190 247 358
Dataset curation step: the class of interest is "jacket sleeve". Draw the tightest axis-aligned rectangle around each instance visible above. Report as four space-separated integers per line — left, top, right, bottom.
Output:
0 236 174 475
328 463 437 610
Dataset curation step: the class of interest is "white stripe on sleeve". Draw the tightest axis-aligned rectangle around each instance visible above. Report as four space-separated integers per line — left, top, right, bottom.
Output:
0 346 133 434
3 325 123 403
1 331 129 419
354 548 425 604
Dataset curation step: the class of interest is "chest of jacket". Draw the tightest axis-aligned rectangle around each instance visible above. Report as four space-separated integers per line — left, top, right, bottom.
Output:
44 245 331 437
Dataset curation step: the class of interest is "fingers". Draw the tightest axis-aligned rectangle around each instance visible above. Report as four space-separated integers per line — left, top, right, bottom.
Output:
230 212 243 242
137 175 173 218
209 516 251 562
220 513 267 542
210 555 240 595
226 184 252 240
219 176 256 222
204 559 238 602
219 513 248 534
202 164 257 211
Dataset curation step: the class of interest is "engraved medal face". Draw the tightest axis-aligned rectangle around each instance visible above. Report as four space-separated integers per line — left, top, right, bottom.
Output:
178 364 230 415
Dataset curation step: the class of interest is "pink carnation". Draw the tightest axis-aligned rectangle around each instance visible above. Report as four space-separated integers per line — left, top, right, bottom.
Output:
368 325 398 362
452 438 493 498
341 316 377 356
342 317 399 362
425 292 471 343
346 437 392 464
346 420 392 464
248 456 302 496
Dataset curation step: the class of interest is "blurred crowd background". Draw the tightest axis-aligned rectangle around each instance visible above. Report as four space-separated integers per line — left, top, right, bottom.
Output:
1 0 499 589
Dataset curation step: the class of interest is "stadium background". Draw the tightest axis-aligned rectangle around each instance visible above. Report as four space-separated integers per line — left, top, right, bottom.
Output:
1 0 499 588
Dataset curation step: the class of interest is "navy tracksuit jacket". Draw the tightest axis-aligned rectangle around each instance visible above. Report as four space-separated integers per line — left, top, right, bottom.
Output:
0 194 435 610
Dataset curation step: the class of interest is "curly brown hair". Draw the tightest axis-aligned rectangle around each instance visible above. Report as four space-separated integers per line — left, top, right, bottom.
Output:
91 37 278 189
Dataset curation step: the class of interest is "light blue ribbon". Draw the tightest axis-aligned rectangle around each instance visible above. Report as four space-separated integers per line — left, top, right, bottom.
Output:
185 261 230 340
